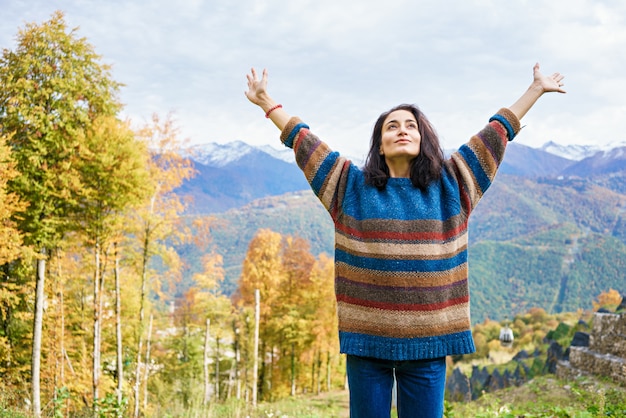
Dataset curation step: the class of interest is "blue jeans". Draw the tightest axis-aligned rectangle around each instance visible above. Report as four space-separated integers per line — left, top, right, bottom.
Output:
346 355 446 418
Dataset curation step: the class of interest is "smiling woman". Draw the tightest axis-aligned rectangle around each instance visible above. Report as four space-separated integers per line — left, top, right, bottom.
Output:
364 103 444 190
244 64 565 418
245 62 567 417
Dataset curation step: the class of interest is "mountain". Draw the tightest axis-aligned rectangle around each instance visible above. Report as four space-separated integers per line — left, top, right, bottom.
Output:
541 140 626 161
174 140 626 323
177 141 308 213
178 141 625 214
561 146 626 177
178 172 626 322
497 142 574 176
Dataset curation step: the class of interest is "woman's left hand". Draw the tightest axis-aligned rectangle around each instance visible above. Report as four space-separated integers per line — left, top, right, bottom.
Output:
533 62 566 94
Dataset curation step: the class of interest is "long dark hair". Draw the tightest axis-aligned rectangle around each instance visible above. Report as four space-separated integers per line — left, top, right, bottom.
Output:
363 104 444 190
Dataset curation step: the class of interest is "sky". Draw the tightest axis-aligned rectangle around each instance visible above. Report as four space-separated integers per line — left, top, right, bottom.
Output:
2 0 626 160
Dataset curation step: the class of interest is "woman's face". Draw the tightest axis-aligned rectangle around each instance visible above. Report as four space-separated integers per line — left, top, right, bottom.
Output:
379 109 421 163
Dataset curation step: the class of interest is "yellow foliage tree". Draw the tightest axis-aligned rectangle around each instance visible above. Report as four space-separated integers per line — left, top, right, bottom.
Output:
592 288 623 312
128 113 196 417
0 133 25 266
235 229 284 400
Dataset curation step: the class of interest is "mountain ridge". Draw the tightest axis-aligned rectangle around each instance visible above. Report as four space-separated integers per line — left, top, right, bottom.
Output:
188 139 622 169
177 140 626 214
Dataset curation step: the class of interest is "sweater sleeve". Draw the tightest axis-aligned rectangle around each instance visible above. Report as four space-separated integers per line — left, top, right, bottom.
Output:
447 108 521 214
279 116 353 220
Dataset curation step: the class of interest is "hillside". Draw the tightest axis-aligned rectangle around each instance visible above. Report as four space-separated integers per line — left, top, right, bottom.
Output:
176 174 626 322
174 141 626 322
177 144 309 213
177 141 595 214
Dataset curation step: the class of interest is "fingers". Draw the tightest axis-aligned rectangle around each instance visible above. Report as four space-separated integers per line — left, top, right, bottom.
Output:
246 67 268 84
551 72 565 90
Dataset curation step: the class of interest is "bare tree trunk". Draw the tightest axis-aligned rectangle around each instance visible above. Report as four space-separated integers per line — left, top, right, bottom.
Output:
114 243 124 414
252 289 260 407
316 350 322 395
234 324 241 400
31 250 46 418
203 318 211 404
326 352 331 392
57 252 65 388
55 251 67 416
132 338 143 418
142 314 153 412
310 351 315 395
290 343 296 396
227 359 236 400
93 241 101 415
267 347 273 399
133 220 151 418
63 348 76 376
215 337 220 400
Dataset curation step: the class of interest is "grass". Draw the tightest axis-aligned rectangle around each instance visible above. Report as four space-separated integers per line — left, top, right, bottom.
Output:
2 375 623 417
143 391 351 418
158 374 625 418
445 375 626 417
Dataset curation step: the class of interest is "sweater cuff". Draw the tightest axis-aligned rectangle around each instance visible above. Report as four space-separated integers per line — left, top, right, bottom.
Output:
280 117 309 148
489 108 521 141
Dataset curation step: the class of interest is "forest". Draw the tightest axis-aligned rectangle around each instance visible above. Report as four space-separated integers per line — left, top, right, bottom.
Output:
0 12 345 418
1 11 625 418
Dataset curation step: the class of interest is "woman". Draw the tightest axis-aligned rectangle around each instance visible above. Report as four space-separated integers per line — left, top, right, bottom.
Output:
245 64 565 418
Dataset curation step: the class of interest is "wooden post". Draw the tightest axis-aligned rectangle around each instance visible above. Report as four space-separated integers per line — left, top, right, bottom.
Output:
114 244 124 416
252 289 260 407
204 318 211 404
31 251 46 418
142 314 153 412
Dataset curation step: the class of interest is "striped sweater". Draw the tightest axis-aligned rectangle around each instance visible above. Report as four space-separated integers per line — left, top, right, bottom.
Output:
279 108 521 361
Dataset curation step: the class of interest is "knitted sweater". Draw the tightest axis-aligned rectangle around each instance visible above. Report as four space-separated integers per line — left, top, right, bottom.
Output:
279 108 521 361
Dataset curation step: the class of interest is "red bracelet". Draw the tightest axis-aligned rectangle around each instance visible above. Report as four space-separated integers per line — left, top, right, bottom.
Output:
265 104 282 118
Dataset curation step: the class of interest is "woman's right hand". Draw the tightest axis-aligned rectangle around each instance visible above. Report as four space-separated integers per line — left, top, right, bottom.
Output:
245 67 271 107
245 67 290 131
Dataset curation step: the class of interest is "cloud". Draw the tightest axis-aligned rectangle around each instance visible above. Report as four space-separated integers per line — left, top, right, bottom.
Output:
2 0 626 156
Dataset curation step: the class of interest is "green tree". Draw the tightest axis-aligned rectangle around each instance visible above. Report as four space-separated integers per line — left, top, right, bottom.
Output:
76 115 150 410
0 11 122 416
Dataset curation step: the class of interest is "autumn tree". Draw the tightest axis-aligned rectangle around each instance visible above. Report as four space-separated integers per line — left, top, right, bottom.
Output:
192 253 230 402
592 288 623 312
0 132 29 394
0 11 122 416
236 229 285 400
235 231 341 400
276 236 316 396
76 115 151 410
0 133 25 266
128 113 195 418
305 253 338 394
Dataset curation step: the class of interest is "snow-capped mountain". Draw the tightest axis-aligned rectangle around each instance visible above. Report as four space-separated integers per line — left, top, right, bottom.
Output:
561 145 626 176
259 144 295 164
177 140 626 214
187 140 626 171
540 140 626 161
186 140 257 167
189 141 365 167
